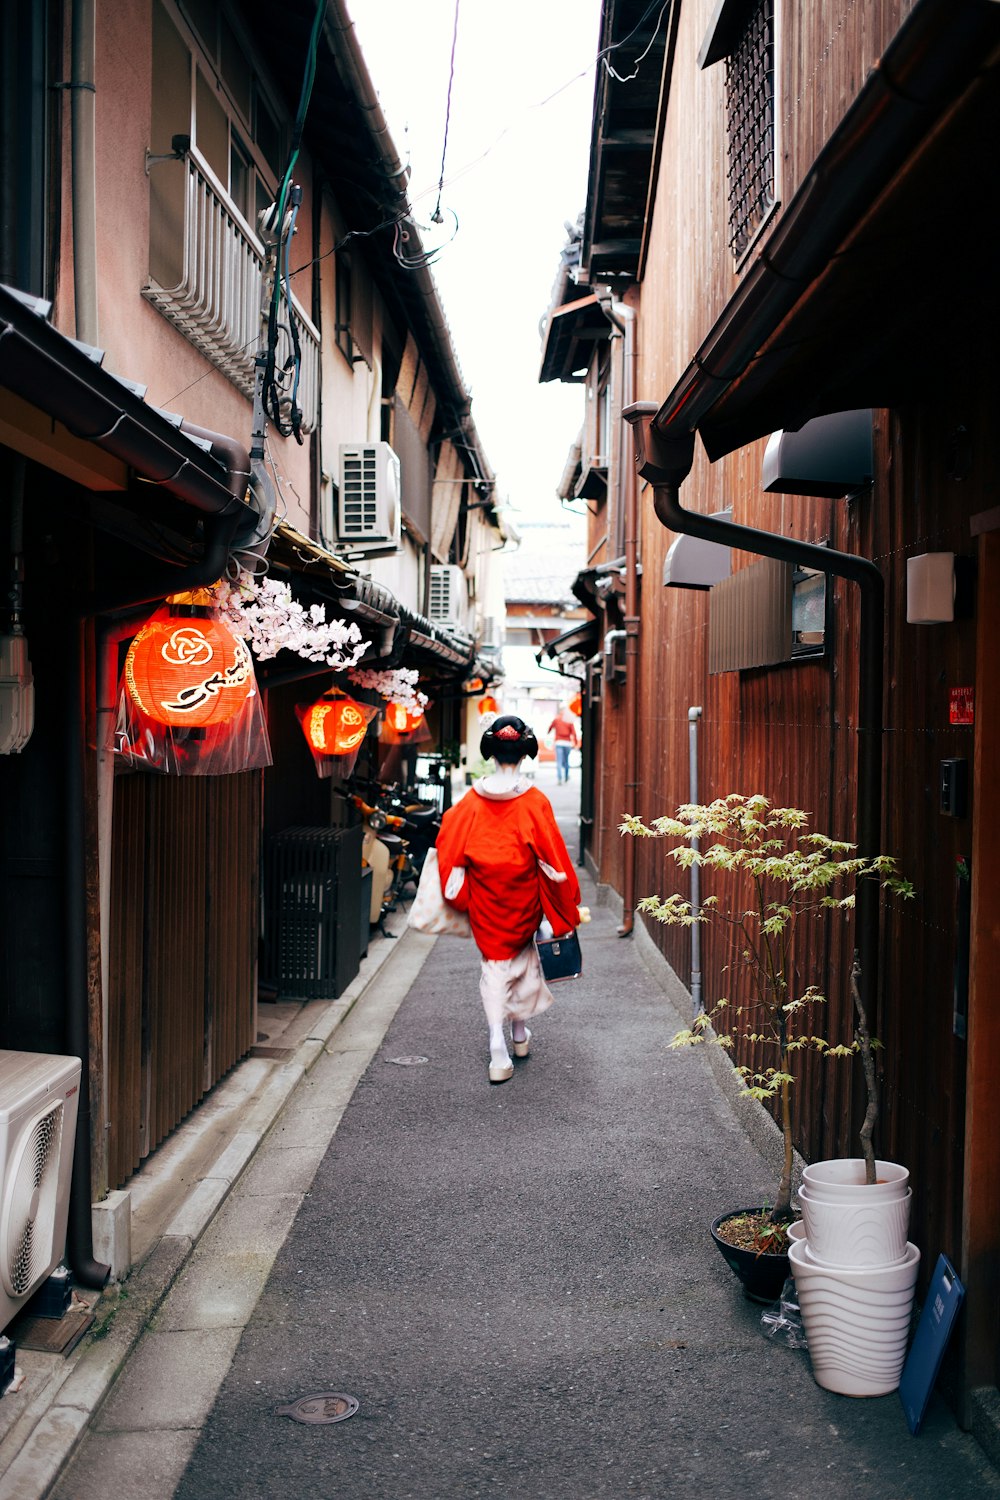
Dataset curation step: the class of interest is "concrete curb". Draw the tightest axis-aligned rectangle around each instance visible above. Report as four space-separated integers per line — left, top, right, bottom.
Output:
0 930 416 1500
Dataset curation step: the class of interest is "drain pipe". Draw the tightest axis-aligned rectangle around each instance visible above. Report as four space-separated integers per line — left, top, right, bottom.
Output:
597 293 640 936
71 0 98 346
623 403 885 1046
689 706 703 1014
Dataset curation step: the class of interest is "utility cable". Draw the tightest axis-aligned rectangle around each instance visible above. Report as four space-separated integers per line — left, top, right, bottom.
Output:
431 0 461 225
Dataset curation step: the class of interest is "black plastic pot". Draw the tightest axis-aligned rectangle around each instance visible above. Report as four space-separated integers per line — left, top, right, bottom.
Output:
711 1209 791 1304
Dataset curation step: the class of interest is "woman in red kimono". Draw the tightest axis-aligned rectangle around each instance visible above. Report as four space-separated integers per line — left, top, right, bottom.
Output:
435 716 582 1084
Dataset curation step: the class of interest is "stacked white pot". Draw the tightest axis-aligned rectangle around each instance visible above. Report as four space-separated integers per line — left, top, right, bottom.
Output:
789 1159 919 1397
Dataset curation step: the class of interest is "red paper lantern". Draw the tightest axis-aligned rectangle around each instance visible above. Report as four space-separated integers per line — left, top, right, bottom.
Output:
478 695 499 716
303 695 369 756
387 701 424 735
569 693 582 717
125 612 253 728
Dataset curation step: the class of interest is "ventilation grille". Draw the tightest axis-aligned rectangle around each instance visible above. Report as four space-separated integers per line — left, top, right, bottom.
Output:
262 826 363 998
5 1101 62 1297
428 565 463 625
341 449 379 536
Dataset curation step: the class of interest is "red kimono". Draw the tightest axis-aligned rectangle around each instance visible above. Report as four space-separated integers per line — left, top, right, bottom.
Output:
435 782 581 960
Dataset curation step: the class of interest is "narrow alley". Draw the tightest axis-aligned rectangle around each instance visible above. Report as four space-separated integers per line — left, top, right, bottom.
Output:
41 771 1000 1500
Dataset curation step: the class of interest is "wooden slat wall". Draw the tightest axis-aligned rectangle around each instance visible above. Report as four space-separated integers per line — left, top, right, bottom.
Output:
641 0 916 405
587 0 979 1293
597 389 985 1283
107 770 260 1188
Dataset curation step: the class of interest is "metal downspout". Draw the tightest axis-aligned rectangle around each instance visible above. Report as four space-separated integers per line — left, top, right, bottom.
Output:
71 0 98 346
597 294 639 935
623 403 884 1050
688 706 702 1014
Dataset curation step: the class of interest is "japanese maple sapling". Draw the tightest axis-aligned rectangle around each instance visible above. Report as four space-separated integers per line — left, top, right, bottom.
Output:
620 795 913 1224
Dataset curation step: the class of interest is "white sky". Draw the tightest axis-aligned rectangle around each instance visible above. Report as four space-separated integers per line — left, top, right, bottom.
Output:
346 0 603 530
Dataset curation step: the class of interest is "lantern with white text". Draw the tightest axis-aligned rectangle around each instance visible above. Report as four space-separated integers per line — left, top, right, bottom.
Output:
387 701 425 735
125 610 253 728
302 694 370 756
569 693 582 717
478 695 499 716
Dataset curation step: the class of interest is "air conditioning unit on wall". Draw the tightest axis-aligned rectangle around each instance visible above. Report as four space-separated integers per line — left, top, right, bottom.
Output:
0 1050 81 1332
337 443 401 549
428 564 466 629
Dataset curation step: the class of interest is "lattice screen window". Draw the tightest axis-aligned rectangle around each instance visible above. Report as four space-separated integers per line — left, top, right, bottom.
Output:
709 556 827 674
724 0 775 261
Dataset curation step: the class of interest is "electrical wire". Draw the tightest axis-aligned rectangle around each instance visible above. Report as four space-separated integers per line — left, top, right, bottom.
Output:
392 210 459 270
431 0 461 225
601 0 670 82
261 0 325 445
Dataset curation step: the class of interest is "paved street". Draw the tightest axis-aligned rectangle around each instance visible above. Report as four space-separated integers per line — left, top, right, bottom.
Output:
51 767 1000 1499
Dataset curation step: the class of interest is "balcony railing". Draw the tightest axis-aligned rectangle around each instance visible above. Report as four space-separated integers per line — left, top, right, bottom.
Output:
143 150 319 433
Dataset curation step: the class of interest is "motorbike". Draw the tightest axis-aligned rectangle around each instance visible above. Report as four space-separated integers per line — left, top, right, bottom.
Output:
336 776 442 936
352 774 442 883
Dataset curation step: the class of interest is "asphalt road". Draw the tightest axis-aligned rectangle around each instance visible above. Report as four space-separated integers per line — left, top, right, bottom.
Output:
171 770 1000 1500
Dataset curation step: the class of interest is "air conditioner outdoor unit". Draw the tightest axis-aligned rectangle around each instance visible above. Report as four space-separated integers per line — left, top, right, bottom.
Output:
428 564 466 629
0 1050 81 1333
337 443 401 548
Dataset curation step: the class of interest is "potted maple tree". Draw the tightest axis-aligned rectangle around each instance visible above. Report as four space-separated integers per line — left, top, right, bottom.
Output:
621 794 913 1301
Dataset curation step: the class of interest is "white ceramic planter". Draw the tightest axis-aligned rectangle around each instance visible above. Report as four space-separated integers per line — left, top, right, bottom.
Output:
800 1158 909 1201
799 1185 911 1267
788 1237 920 1396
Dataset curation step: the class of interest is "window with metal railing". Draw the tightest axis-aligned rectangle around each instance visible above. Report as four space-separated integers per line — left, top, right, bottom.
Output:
144 0 319 430
725 0 776 261
143 150 319 430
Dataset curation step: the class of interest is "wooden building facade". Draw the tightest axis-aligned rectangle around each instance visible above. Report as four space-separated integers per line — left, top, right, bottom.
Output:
541 0 1000 1427
0 0 501 1290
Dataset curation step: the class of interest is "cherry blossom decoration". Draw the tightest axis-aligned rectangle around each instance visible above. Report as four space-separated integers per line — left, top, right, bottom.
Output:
214 576 370 668
347 666 429 714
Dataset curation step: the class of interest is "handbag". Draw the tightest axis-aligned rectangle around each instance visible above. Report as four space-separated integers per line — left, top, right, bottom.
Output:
406 847 471 938
535 928 583 982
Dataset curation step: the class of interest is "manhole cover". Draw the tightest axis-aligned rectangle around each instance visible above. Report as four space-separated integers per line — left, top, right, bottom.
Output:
276 1393 359 1425
386 1055 429 1066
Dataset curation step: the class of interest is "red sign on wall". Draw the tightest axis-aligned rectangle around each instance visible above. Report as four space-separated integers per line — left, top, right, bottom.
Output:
949 686 975 726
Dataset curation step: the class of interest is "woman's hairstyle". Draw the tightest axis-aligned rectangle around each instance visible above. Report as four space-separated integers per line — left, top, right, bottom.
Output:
480 714 538 764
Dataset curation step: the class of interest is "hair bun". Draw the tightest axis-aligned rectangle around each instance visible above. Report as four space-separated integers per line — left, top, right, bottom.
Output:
480 714 539 762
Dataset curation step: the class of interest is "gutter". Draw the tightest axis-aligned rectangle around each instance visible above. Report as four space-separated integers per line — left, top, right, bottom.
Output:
0 284 259 525
623 403 884 1050
652 0 1000 457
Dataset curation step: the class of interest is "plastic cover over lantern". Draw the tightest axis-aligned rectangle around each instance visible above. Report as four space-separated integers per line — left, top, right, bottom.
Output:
114 600 270 775
295 688 377 778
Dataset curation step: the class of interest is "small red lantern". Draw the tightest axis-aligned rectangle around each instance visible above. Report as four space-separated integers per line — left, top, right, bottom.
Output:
302 694 370 756
478 695 499 716
569 693 582 717
387 701 424 735
125 610 253 728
